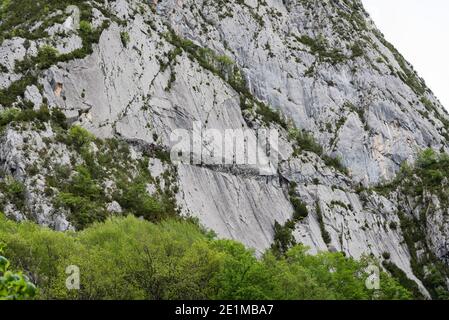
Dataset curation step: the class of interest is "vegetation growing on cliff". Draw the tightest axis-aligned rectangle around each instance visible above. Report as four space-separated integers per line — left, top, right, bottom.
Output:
374 148 449 300
375 149 449 208
0 0 112 108
0 107 179 230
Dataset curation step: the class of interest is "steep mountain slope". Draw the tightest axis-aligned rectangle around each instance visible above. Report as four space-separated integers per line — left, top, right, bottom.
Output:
0 0 448 298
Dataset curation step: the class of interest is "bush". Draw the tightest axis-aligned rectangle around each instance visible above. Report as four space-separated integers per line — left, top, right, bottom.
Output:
0 75 37 107
120 31 130 47
56 192 107 230
15 45 59 73
79 20 92 34
394 149 449 202
382 261 424 299
0 106 65 133
351 42 364 58
66 125 95 149
256 102 287 129
378 149 449 299
114 179 166 222
50 108 68 129
291 197 309 220
316 202 331 245
0 63 8 73
0 176 26 212
288 126 348 174
296 35 346 64
54 165 107 230
1 1 110 107
271 220 297 258
0 243 37 300
288 127 323 155
389 221 397 230
322 155 349 175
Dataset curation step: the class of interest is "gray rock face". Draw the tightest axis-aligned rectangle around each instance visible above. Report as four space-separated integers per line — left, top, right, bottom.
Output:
0 37 34 90
177 164 292 252
107 201 123 214
0 124 72 229
1 0 448 297
157 0 448 185
24 85 43 109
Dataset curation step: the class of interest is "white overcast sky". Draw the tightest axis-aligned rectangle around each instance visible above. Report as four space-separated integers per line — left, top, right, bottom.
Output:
362 0 449 110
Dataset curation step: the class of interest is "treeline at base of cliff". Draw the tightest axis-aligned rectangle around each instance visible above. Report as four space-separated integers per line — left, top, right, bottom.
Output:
0 214 411 300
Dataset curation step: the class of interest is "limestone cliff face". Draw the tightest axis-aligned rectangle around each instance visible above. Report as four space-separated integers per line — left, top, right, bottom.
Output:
1 0 448 297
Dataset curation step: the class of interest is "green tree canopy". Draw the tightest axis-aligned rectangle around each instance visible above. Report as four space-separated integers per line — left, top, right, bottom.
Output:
0 243 37 300
0 214 412 300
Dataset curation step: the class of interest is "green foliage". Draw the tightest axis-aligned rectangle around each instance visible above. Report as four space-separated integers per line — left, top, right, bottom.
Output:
397 209 449 300
322 155 349 175
0 243 37 300
216 54 234 66
288 126 348 174
375 33 426 95
153 148 171 163
120 31 130 47
114 178 166 222
0 106 46 125
289 126 323 155
420 97 435 112
0 0 110 41
271 182 310 257
350 42 364 58
316 202 331 245
376 149 449 199
382 252 391 260
335 1 368 32
291 197 308 220
296 35 346 65
396 148 449 202
255 102 287 129
271 220 297 258
0 63 7 73
15 45 59 73
166 30 246 93
2 1 111 107
0 75 37 108
55 166 107 229
66 125 95 149
41 124 178 230
79 20 92 34
74 19 110 58
50 108 68 129
374 149 449 299
288 182 308 220
239 95 287 129
0 106 67 134
382 261 424 299
0 176 26 212
0 214 412 300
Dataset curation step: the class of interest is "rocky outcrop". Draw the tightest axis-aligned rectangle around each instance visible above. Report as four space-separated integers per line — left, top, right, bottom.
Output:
157 0 449 185
1 0 448 298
